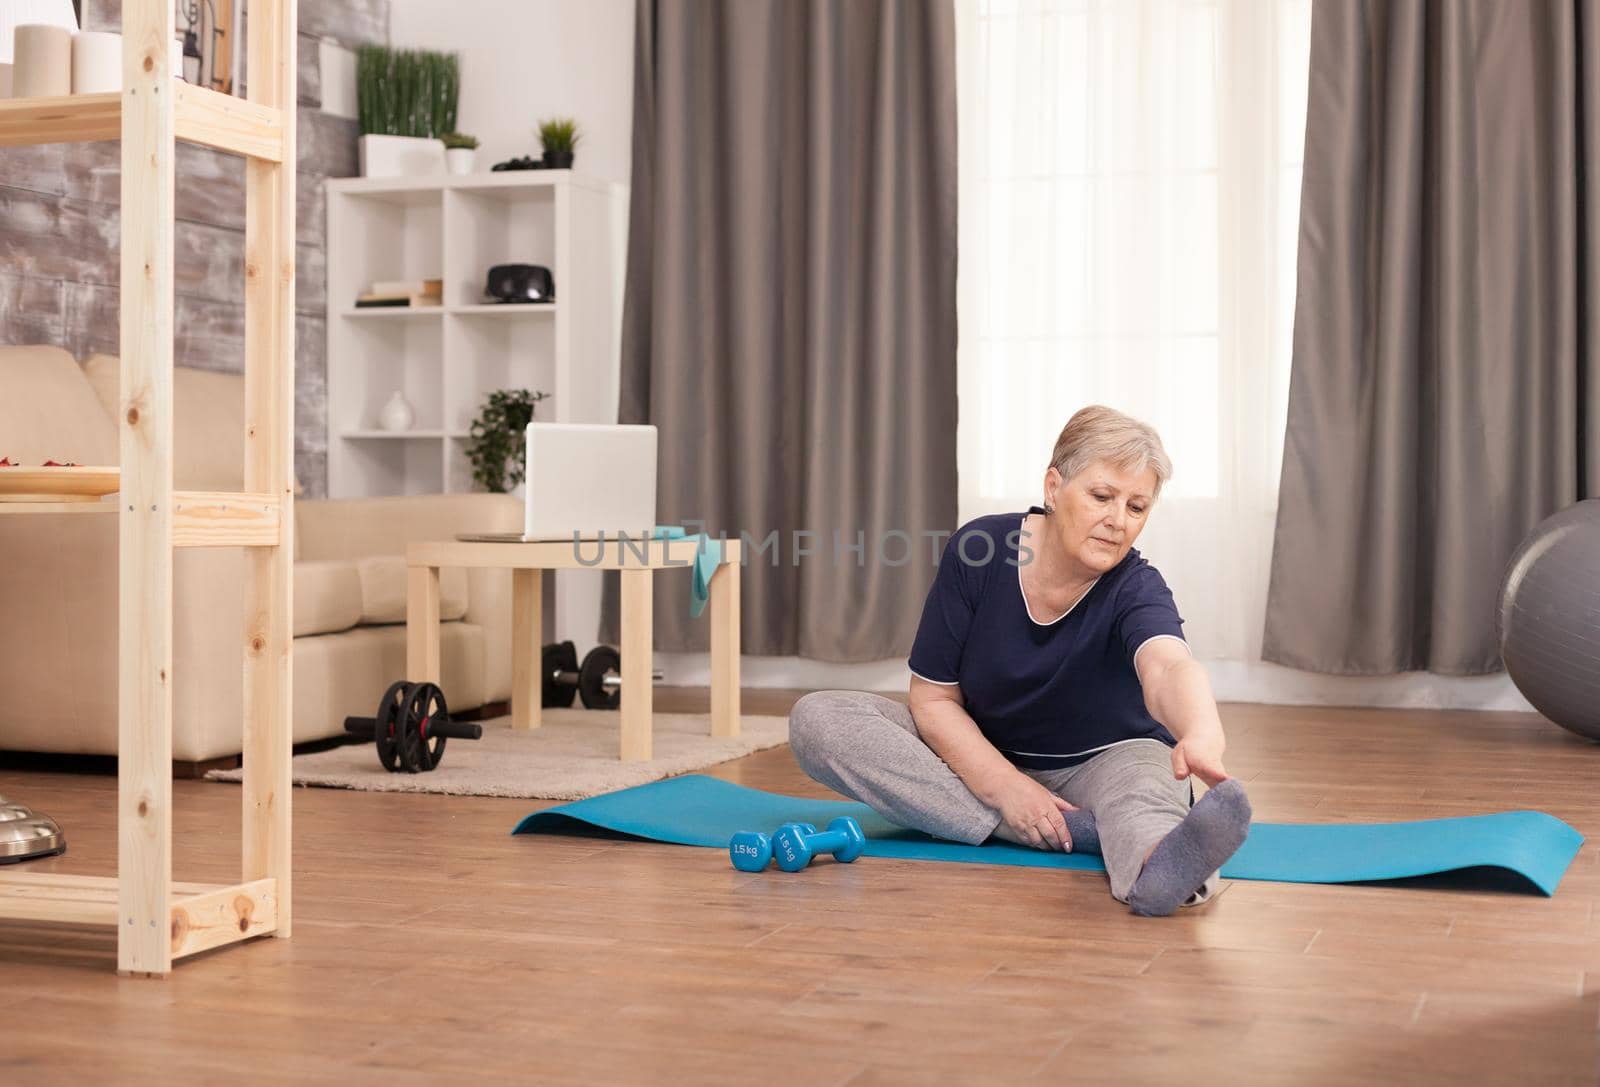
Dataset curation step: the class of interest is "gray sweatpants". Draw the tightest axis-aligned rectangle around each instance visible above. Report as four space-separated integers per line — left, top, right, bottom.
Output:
788 690 1219 905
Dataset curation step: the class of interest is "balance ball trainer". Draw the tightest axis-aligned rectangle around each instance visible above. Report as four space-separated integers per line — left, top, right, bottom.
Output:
1497 498 1600 741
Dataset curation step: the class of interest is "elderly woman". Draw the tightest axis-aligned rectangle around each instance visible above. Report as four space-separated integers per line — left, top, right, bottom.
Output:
788 406 1251 915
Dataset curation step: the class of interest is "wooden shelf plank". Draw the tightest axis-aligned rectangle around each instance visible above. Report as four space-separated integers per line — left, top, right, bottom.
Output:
0 491 282 534
0 93 121 146
172 490 281 547
0 874 206 922
0 874 278 956
0 501 117 514
0 85 284 161
174 82 285 162
0 872 218 894
170 878 277 959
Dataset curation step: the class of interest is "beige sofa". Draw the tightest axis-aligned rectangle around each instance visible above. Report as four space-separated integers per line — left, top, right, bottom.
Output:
0 345 522 761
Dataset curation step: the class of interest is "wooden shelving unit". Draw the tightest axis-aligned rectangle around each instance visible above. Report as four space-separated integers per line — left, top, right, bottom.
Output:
0 0 295 976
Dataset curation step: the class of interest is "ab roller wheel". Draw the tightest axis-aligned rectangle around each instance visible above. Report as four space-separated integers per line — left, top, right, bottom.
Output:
349 638 660 773
344 680 483 773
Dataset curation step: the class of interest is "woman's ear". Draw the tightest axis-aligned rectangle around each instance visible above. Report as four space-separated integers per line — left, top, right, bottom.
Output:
1043 464 1063 508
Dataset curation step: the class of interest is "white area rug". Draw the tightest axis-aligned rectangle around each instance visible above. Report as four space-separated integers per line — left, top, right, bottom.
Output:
207 709 790 800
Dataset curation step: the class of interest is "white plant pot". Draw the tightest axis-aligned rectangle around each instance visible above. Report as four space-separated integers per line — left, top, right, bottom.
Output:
359 134 446 179
445 147 476 176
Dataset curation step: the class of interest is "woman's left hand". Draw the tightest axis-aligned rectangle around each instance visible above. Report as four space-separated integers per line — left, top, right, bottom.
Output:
1171 730 1228 787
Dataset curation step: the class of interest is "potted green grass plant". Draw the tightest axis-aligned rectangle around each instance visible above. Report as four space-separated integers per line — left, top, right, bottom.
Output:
538 117 580 169
356 45 460 177
442 132 479 175
465 389 551 493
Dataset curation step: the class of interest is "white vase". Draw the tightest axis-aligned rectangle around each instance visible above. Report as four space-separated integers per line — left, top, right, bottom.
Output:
446 147 476 176
359 134 446 178
379 391 415 432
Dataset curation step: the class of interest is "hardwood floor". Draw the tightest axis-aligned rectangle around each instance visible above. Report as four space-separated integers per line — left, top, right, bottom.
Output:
1 692 1597 1085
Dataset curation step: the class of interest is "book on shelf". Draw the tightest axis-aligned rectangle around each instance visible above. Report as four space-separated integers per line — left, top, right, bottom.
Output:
369 278 443 297
354 293 442 308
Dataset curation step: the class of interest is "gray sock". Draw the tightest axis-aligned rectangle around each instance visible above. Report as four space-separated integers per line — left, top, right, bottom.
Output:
1126 779 1251 917
1063 809 1101 855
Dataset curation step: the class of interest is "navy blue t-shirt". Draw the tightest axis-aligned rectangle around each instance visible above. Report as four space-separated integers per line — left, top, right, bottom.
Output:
907 507 1187 769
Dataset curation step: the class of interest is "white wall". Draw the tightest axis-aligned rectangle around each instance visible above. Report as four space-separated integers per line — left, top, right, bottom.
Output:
388 0 635 184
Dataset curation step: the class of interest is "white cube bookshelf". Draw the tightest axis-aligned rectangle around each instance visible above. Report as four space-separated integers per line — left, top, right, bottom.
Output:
325 171 628 498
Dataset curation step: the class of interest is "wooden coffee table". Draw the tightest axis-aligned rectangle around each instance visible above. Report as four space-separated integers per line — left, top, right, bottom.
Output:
405 536 742 761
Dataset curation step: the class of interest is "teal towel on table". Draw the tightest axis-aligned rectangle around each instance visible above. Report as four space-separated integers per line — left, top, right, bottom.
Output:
513 774 1586 896
651 525 723 618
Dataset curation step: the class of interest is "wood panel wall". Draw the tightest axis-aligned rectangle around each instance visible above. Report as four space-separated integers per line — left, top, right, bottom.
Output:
0 0 391 498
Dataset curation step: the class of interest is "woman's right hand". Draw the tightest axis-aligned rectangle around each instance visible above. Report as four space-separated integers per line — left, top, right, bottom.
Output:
988 771 1077 851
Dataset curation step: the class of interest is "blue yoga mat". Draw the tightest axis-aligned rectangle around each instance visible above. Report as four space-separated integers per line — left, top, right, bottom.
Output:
512 774 1585 896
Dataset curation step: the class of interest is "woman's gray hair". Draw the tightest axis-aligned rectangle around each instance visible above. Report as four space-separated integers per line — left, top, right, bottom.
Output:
1048 405 1173 498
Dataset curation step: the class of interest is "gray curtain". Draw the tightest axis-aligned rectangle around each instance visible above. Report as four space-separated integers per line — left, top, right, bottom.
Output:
1264 0 1600 676
598 0 958 660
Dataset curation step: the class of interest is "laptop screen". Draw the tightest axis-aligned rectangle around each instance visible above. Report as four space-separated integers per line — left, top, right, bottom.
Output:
522 423 658 541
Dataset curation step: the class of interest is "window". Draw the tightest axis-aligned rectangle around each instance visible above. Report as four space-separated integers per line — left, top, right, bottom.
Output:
956 0 1313 660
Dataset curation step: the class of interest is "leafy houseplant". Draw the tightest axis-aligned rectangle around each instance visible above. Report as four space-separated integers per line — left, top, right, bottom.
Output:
465 389 551 493
441 132 479 150
355 45 460 177
538 117 581 169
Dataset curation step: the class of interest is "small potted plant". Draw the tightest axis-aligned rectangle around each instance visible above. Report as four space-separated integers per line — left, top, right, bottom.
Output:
465 388 551 493
442 132 479 175
356 44 460 177
538 117 580 170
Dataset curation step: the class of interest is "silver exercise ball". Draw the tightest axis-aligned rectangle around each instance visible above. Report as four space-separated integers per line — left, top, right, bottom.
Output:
1497 498 1600 741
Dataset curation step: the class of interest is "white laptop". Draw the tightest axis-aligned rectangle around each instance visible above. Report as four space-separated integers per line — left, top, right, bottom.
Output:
457 423 658 543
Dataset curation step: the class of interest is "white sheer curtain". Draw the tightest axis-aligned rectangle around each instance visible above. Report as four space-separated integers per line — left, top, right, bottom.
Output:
955 0 1311 668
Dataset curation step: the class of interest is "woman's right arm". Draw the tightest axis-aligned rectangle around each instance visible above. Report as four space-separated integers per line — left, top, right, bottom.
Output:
909 676 1076 850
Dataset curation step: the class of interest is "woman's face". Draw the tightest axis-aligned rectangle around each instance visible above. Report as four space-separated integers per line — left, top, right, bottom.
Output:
1043 459 1158 575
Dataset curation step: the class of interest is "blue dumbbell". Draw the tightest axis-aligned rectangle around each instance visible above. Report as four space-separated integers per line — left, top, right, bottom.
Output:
772 817 866 872
728 823 817 871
